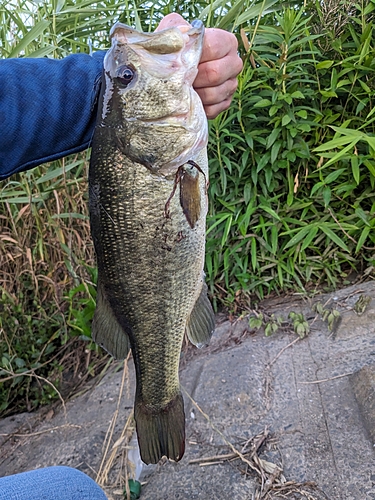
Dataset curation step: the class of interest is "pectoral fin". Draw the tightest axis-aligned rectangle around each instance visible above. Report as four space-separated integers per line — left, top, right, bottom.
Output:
186 282 215 348
92 280 130 360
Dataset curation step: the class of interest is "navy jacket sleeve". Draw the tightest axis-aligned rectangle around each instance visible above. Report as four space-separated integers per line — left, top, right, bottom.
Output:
0 51 105 180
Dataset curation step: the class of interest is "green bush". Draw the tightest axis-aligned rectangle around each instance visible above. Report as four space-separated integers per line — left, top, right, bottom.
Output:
206 2 375 305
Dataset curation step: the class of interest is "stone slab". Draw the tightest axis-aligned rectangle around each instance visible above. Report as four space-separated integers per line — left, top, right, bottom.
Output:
1 282 375 499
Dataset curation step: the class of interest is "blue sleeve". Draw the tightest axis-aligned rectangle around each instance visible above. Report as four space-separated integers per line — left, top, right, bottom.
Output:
0 51 105 180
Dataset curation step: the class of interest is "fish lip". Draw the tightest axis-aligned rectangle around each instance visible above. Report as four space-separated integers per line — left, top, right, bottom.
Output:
110 20 204 37
109 21 204 51
106 21 204 84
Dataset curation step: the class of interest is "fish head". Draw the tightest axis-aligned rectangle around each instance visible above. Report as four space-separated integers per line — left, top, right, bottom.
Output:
98 21 208 174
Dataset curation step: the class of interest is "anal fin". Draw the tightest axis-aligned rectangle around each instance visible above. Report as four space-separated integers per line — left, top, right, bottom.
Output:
186 281 215 348
135 392 185 464
92 279 130 360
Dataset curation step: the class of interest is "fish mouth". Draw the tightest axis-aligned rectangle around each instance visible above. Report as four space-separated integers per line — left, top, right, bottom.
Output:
109 20 204 55
106 21 206 130
107 21 204 84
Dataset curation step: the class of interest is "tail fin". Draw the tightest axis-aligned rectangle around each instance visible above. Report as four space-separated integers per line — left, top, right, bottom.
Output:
134 392 185 464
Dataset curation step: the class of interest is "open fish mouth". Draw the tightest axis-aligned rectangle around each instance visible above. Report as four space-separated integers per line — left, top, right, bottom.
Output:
106 20 205 86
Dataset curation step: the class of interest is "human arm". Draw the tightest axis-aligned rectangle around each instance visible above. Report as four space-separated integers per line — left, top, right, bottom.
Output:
0 52 104 180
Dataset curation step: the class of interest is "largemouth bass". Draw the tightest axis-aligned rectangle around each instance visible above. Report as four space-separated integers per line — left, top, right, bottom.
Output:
89 20 215 465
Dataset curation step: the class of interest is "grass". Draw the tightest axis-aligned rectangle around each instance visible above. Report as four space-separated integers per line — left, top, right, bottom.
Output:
0 0 375 414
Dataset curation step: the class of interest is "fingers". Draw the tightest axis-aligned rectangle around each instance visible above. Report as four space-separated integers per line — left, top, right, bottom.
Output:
200 28 239 64
195 77 239 120
194 28 243 89
194 28 243 119
202 98 233 121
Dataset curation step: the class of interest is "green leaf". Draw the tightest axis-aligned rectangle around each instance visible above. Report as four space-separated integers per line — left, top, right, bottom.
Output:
364 160 375 177
297 123 311 133
206 213 232 236
322 186 331 207
238 201 256 236
271 141 282 164
8 20 50 58
356 226 370 253
271 225 278 254
36 160 82 184
266 128 281 149
296 110 307 119
316 60 334 69
330 126 364 137
364 1 375 15
324 168 346 184
28 45 57 58
291 91 305 99
51 213 89 220
258 205 281 221
311 181 325 196
320 224 350 252
366 107 375 121
221 214 233 247
314 136 360 152
365 136 375 152
249 315 263 330
269 105 280 117
234 0 281 27
355 207 370 226
254 98 272 108
301 227 319 251
256 152 271 173
336 79 352 88
320 90 338 98
351 155 360 185
284 225 313 249
251 237 257 271
318 139 361 169
282 115 292 126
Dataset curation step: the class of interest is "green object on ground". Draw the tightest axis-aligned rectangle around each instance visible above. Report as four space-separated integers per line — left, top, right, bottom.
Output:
127 479 141 499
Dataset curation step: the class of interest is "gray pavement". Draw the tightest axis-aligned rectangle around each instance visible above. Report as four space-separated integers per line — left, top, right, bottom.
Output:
1 282 375 499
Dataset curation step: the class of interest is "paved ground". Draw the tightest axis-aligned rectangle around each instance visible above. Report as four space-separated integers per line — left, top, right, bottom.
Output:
1 282 375 499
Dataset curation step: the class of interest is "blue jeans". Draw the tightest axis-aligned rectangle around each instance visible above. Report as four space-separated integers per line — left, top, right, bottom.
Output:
0 466 108 500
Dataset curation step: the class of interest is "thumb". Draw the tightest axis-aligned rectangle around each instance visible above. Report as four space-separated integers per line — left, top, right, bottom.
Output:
155 13 191 32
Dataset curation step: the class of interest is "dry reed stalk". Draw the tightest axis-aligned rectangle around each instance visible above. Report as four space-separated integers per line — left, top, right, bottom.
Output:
96 354 134 491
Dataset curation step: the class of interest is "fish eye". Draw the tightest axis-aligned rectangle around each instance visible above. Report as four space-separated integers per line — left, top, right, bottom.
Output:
115 65 135 87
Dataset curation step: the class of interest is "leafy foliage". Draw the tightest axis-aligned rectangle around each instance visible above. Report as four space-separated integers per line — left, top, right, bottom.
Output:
206 1 375 304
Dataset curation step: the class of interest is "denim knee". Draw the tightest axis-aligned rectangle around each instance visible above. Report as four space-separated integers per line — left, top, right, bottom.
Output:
0 465 108 500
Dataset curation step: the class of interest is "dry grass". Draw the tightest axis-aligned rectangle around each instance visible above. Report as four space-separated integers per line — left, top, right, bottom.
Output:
0 154 103 415
0 155 94 306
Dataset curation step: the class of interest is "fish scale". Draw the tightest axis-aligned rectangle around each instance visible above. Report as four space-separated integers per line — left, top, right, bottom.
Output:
89 21 215 464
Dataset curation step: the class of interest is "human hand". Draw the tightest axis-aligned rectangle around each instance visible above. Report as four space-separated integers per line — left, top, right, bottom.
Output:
156 14 243 119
